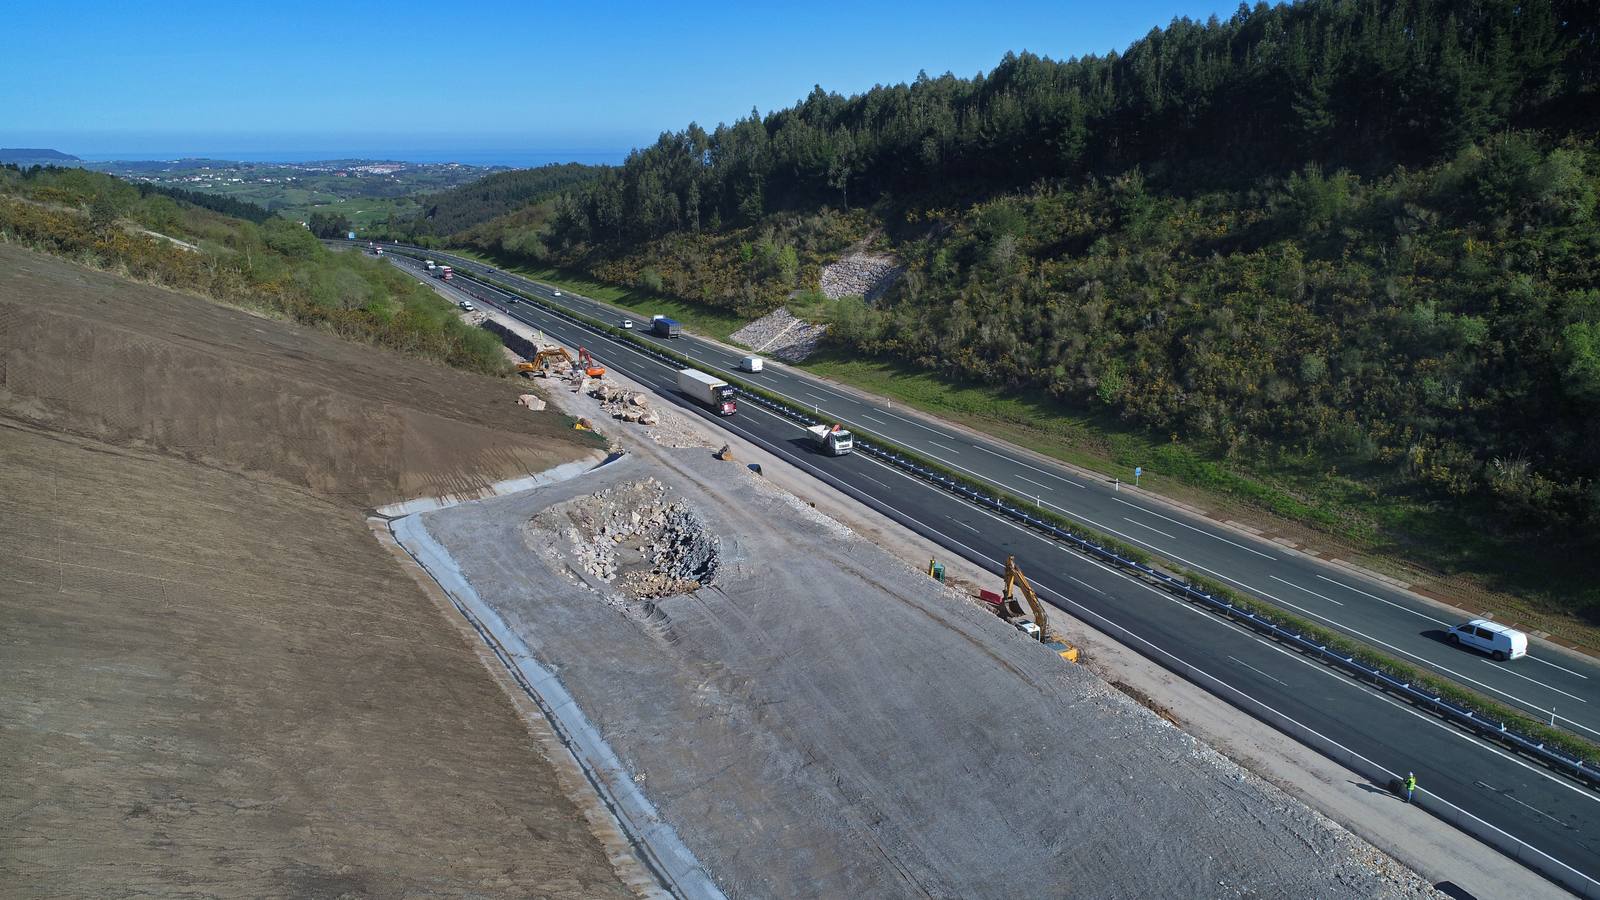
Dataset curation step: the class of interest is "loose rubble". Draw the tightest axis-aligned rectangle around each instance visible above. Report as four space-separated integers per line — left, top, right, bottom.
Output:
526 478 719 601
819 251 903 302
590 381 661 425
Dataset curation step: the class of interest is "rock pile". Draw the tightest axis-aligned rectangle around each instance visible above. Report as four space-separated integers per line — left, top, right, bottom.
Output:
534 478 720 600
590 381 661 425
819 252 903 302
729 306 828 362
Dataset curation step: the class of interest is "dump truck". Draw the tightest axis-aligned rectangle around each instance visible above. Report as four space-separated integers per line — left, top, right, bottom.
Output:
652 315 682 338
677 368 737 416
807 423 854 456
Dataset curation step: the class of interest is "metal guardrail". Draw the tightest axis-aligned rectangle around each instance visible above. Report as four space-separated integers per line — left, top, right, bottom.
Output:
391 244 1600 791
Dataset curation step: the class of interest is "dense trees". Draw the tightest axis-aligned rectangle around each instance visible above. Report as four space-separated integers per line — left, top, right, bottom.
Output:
458 0 1600 539
307 210 354 238
543 0 1598 249
392 163 602 239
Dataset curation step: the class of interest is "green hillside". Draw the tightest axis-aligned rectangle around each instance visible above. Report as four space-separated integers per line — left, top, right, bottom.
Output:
454 0 1600 619
0 165 505 374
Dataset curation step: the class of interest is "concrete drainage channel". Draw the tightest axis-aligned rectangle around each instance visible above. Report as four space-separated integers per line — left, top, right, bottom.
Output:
387 245 1600 895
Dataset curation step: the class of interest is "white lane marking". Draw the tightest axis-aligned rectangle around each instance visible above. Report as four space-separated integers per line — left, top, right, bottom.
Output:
972 443 1087 488
1529 656 1591 680
1069 517 1600 734
1122 517 1176 540
1110 497 1277 560
1314 575 1450 626
860 414 888 424
1016 475 1053 490
1068 576 1106 596
805 392 830 403
947 515 980 534
928 441 961 454
1269 575 1345 606
1308 576 1596 687
1237 584 1600 734
1488 661 1589 703
858 472 890 489
1228 655 1289 687
1473 782 1570 828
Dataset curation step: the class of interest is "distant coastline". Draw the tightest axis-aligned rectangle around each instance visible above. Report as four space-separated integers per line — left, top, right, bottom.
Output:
68 148 626 167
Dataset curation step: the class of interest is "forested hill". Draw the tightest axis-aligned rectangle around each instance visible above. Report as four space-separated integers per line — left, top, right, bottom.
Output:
407 163 602 237
468 0 1600 594
546 0 1597 242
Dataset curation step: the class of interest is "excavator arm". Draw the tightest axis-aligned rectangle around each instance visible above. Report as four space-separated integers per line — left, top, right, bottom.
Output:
1002 555 1049 638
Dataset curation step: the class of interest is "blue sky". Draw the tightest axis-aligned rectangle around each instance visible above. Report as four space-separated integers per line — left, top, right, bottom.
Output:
4 0 1240 161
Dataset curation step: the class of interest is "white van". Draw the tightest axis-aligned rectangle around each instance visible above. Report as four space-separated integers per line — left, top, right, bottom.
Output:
740 355 764 373
1446 619 1527 661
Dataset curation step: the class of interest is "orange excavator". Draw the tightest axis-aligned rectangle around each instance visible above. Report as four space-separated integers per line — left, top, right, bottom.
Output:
978 555 1080 663
576 347 606 379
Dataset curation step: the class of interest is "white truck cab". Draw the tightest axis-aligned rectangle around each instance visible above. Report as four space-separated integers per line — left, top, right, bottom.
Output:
1447 618 1527 661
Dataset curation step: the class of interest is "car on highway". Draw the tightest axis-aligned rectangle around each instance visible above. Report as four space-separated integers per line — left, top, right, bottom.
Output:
553 290 562 297
620 318 633 329
1446 619 1527 661
458 300 475 312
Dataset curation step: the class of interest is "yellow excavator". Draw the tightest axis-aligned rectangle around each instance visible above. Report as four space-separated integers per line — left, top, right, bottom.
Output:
981 555 1080 663
517 347 575 377
515 346 606 380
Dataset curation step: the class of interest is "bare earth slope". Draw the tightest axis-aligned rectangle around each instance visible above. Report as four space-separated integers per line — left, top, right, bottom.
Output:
0 245 628 897
0 243 598 508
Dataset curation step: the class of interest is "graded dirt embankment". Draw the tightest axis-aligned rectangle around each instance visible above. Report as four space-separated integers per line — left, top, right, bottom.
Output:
0 244 598 509
0 244 631 897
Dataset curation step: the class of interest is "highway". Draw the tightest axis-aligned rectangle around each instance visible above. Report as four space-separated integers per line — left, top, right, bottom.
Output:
374 246 1600 892
363 241 1600 736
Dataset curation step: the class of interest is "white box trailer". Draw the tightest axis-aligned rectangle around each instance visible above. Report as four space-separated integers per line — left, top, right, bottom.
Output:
676 368 737 416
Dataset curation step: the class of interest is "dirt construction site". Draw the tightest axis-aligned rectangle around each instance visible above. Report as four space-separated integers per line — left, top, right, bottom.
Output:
394 304 1439 898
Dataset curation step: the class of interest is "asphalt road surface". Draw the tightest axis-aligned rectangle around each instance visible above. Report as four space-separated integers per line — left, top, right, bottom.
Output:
370 245 1600 892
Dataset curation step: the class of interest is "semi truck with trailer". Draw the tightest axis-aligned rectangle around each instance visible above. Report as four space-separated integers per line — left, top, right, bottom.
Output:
676 369 737 416
807 423 854 456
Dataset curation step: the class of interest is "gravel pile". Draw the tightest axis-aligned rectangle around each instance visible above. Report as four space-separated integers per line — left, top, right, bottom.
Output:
728 306 828 362
529 478 719 601
820 251 903 302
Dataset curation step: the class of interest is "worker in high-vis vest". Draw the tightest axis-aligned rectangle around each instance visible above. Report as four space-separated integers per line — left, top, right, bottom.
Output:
1404 772 1417 803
